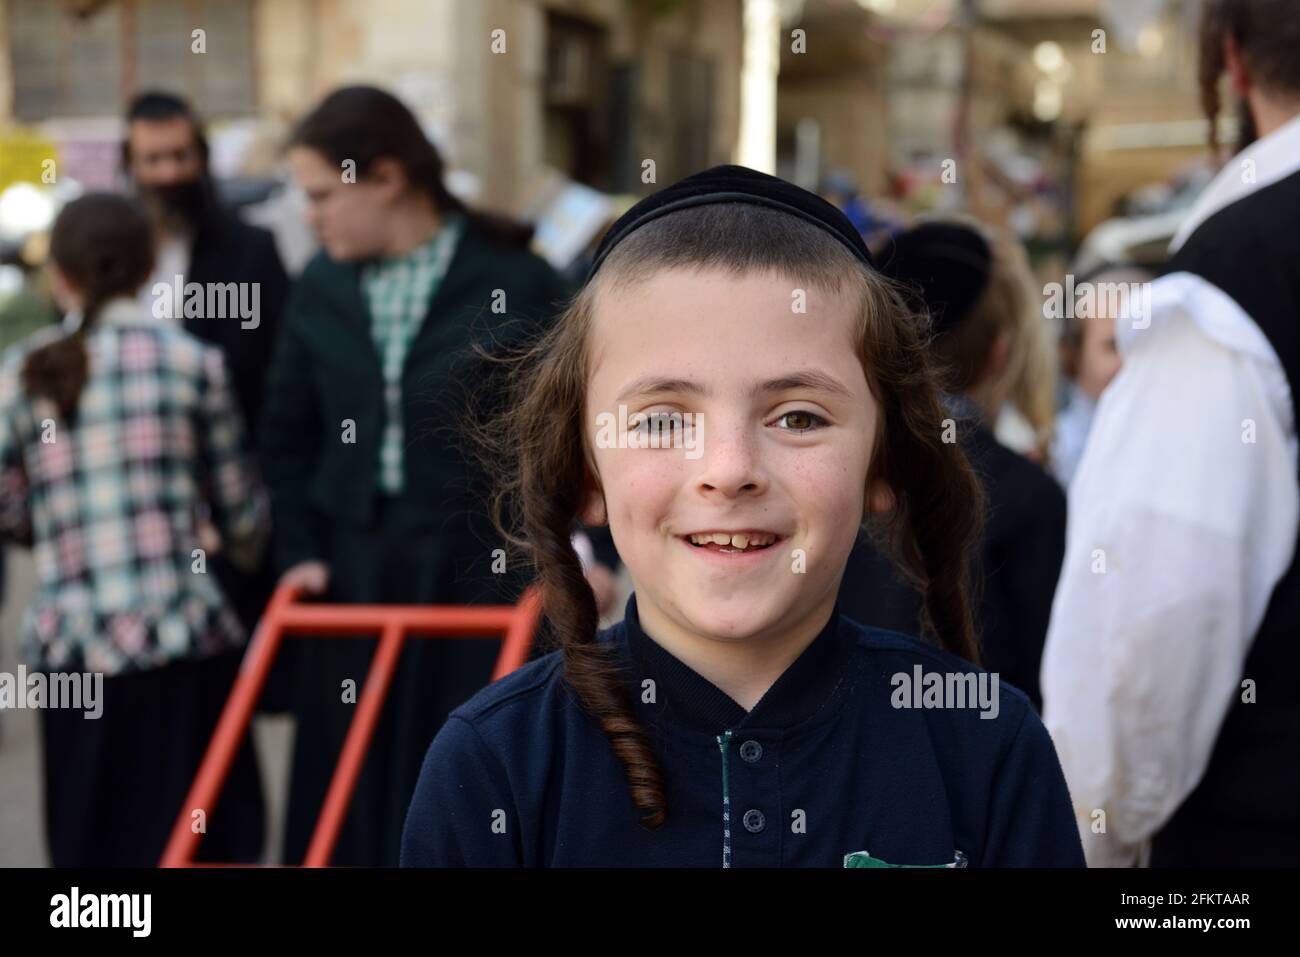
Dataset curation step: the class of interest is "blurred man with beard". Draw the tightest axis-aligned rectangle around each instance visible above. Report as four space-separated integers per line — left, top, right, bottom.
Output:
122 92 289 703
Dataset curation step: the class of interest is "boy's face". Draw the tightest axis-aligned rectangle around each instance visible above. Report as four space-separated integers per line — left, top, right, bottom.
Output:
584 266 885 647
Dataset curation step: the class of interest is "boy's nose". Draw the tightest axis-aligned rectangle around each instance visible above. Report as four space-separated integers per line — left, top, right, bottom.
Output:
694 424 767 498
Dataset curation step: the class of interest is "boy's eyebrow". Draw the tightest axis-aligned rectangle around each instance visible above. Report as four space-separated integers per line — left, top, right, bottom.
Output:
616 370 854 402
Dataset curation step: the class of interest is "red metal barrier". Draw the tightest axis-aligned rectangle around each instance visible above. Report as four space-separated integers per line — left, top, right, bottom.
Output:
160 582 543 867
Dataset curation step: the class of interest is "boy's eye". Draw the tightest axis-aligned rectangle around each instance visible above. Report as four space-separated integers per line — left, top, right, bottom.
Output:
776 410 825 433
633 412 687 436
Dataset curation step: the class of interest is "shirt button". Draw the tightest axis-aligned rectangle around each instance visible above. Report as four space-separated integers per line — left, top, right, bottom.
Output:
739 739 763 763
742 809 765 833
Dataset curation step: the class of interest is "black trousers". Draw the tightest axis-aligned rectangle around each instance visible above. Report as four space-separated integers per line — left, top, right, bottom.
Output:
281 496 526 867
39 648 266 867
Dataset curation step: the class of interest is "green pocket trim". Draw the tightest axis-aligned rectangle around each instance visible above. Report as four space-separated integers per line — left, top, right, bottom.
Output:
843 849 968 868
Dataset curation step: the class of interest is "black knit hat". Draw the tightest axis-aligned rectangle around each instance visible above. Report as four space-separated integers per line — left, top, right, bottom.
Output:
876 222 992 334
586 164 876 282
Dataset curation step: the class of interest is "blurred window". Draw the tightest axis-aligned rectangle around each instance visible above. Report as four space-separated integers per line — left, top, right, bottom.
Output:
9 0 256 121
543 12 610 190
666 49 714 182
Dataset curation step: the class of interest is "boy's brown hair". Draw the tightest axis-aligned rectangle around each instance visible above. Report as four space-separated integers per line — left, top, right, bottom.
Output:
470 203 985 828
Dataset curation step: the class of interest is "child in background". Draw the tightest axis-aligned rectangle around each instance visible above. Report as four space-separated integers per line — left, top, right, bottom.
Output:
0 193 267 866
1052 264 1145 487
839 220 1068 712
995 237 1059 466
401 166 1083 867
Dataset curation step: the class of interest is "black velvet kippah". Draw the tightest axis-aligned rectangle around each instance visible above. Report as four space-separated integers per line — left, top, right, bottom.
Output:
877 222 992 334
586 164 875 282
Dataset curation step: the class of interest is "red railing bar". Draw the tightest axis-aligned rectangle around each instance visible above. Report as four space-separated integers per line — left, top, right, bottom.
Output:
303 618 407 867
159 583 542 867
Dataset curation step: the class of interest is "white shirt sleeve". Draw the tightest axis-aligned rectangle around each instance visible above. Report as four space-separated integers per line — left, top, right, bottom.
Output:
1041 273 1299 867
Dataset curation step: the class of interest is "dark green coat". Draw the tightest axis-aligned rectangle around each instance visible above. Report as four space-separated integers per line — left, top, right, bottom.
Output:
260 221 572 573
259 220 572 865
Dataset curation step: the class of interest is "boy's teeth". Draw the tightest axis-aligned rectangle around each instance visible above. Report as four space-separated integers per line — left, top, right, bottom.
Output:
690 532 775 548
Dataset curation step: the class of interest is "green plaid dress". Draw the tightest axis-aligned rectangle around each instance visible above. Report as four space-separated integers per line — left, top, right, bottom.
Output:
362 214 464 494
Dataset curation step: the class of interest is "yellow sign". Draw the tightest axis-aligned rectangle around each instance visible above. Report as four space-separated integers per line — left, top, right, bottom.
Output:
0 129 61 192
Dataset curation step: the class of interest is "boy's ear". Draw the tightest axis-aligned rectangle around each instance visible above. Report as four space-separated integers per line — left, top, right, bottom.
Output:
866 476 895 514
577 465 608 526
578 491 607 526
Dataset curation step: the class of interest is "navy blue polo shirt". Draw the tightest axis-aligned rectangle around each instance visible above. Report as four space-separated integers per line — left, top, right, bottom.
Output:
401 592 1085 867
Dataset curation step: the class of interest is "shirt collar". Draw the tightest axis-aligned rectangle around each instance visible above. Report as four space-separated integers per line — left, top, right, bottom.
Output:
367 212 464 270
1170 110 1300 253
615 590 857 735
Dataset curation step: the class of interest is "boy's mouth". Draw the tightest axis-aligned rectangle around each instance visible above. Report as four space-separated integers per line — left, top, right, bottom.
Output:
681 530 784 554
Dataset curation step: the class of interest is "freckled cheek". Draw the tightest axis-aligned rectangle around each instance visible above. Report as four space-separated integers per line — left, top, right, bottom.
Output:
784 449 868 538
602 450 686 538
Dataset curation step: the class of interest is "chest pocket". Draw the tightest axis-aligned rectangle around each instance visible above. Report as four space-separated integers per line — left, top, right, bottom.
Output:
843 849 968 868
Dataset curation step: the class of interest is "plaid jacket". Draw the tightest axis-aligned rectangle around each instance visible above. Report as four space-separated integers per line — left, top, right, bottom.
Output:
0 298 268 675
